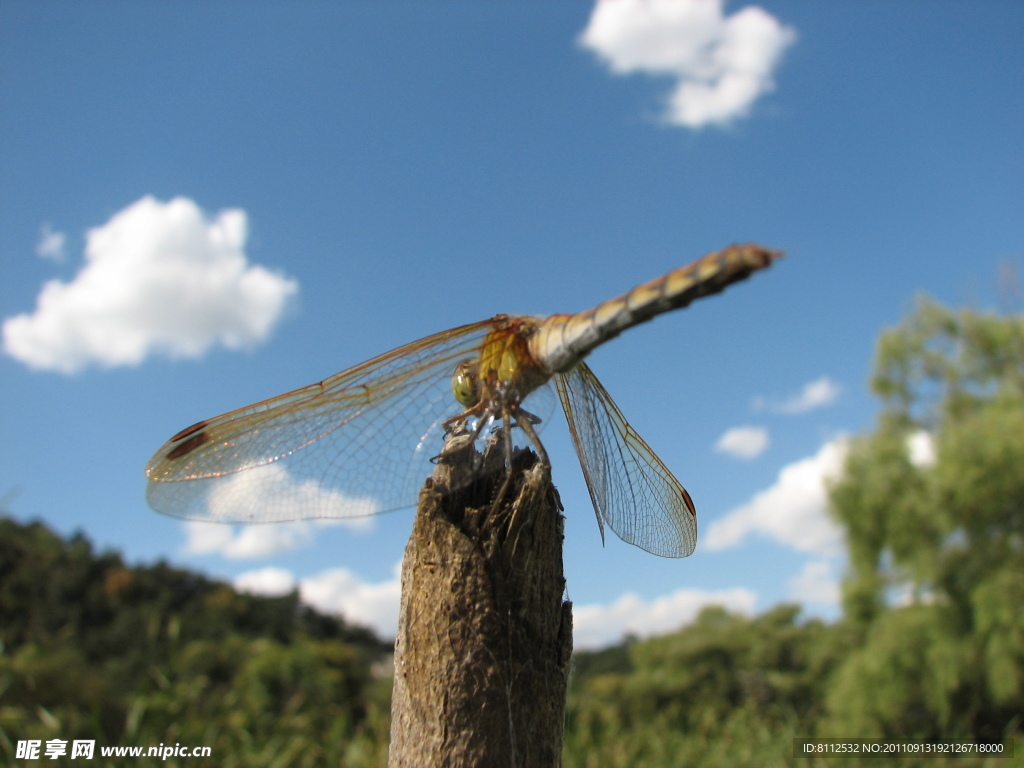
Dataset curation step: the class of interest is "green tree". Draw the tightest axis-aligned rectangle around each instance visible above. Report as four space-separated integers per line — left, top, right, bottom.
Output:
563 606 847 768
826 297 1024 743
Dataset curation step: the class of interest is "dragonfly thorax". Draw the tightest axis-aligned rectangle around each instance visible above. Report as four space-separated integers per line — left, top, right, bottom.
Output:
452 316 551 412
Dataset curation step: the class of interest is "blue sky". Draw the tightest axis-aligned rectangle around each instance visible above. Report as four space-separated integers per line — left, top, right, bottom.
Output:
2 1 1021 649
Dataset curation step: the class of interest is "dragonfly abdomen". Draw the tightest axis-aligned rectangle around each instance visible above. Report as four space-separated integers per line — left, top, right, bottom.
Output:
530 244 781 373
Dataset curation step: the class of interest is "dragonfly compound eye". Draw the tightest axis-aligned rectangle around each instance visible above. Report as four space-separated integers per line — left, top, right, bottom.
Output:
451 360 480 407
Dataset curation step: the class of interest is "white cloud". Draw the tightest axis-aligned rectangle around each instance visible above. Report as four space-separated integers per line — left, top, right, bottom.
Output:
300 563 403 640
787 559 840 607
179 464 377 559
907 430 935 468
779 376 842 413
233 564 402 638
579 0 796 129
184 520 317 560
36 223 67 262
205 463 379 525
3 195 298 374
238 568 757 648
240 566 759 648
756 376 841 414
180 467 375 559
704 437 847 556
574 586 757 650
714 425 769 459
234 566 297 597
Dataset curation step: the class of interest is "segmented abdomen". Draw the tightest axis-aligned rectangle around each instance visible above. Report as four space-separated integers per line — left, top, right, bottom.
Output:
530 244 781 374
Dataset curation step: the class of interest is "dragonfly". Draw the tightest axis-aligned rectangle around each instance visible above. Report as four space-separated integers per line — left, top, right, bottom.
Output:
146 244 780 558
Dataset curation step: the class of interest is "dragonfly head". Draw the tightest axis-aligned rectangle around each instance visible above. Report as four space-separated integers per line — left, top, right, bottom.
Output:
451 359 480 408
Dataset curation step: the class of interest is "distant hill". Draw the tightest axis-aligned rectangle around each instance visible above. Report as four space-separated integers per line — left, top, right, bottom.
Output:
0 514 393 766
0 515 391 658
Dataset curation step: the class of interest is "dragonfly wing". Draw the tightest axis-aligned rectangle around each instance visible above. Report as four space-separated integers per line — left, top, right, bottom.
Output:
146 319 496 523
554 362 697 558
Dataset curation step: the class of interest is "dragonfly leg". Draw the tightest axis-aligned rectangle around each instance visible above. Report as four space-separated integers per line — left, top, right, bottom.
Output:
432 409 489 462
493 406 551 556
516 406 543 426
487 408 516 517
486 404 549 520
440 407 475 432
514 407 549 467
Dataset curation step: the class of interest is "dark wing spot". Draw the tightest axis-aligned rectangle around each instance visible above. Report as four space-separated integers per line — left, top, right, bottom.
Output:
166 430 211 460
171 420 209 442
680 486 696 518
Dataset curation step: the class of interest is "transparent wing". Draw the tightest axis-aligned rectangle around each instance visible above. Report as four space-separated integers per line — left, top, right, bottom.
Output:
146 319 498 522
554 362 697 558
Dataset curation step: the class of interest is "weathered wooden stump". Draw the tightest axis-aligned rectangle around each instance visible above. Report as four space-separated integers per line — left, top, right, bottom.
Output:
389 435 573 768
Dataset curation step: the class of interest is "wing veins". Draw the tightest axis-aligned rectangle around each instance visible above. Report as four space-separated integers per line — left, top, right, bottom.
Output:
558 361 696 557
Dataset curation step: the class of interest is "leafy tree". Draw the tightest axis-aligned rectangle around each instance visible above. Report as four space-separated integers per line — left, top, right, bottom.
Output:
564 606 847 767
826 297 1024 743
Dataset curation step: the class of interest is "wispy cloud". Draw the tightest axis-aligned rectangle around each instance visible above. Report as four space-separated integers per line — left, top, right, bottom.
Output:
184 520 318 560
704 437 847 556
204 463 379 524
579 0 796 129
754 376 841 414
787 559 840 607
299 564 403 640
3 195 298 374
179 466 376 559
714 425 769 459
234 563 403 639
36 223 66 262
574 587 757 650
234 566 297 596
236 565 757 649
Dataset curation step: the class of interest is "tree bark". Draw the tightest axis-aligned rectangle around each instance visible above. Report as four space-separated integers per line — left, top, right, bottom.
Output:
389 435 573 768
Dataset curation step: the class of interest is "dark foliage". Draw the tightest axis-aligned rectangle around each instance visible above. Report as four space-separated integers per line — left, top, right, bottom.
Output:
0 517 391 766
